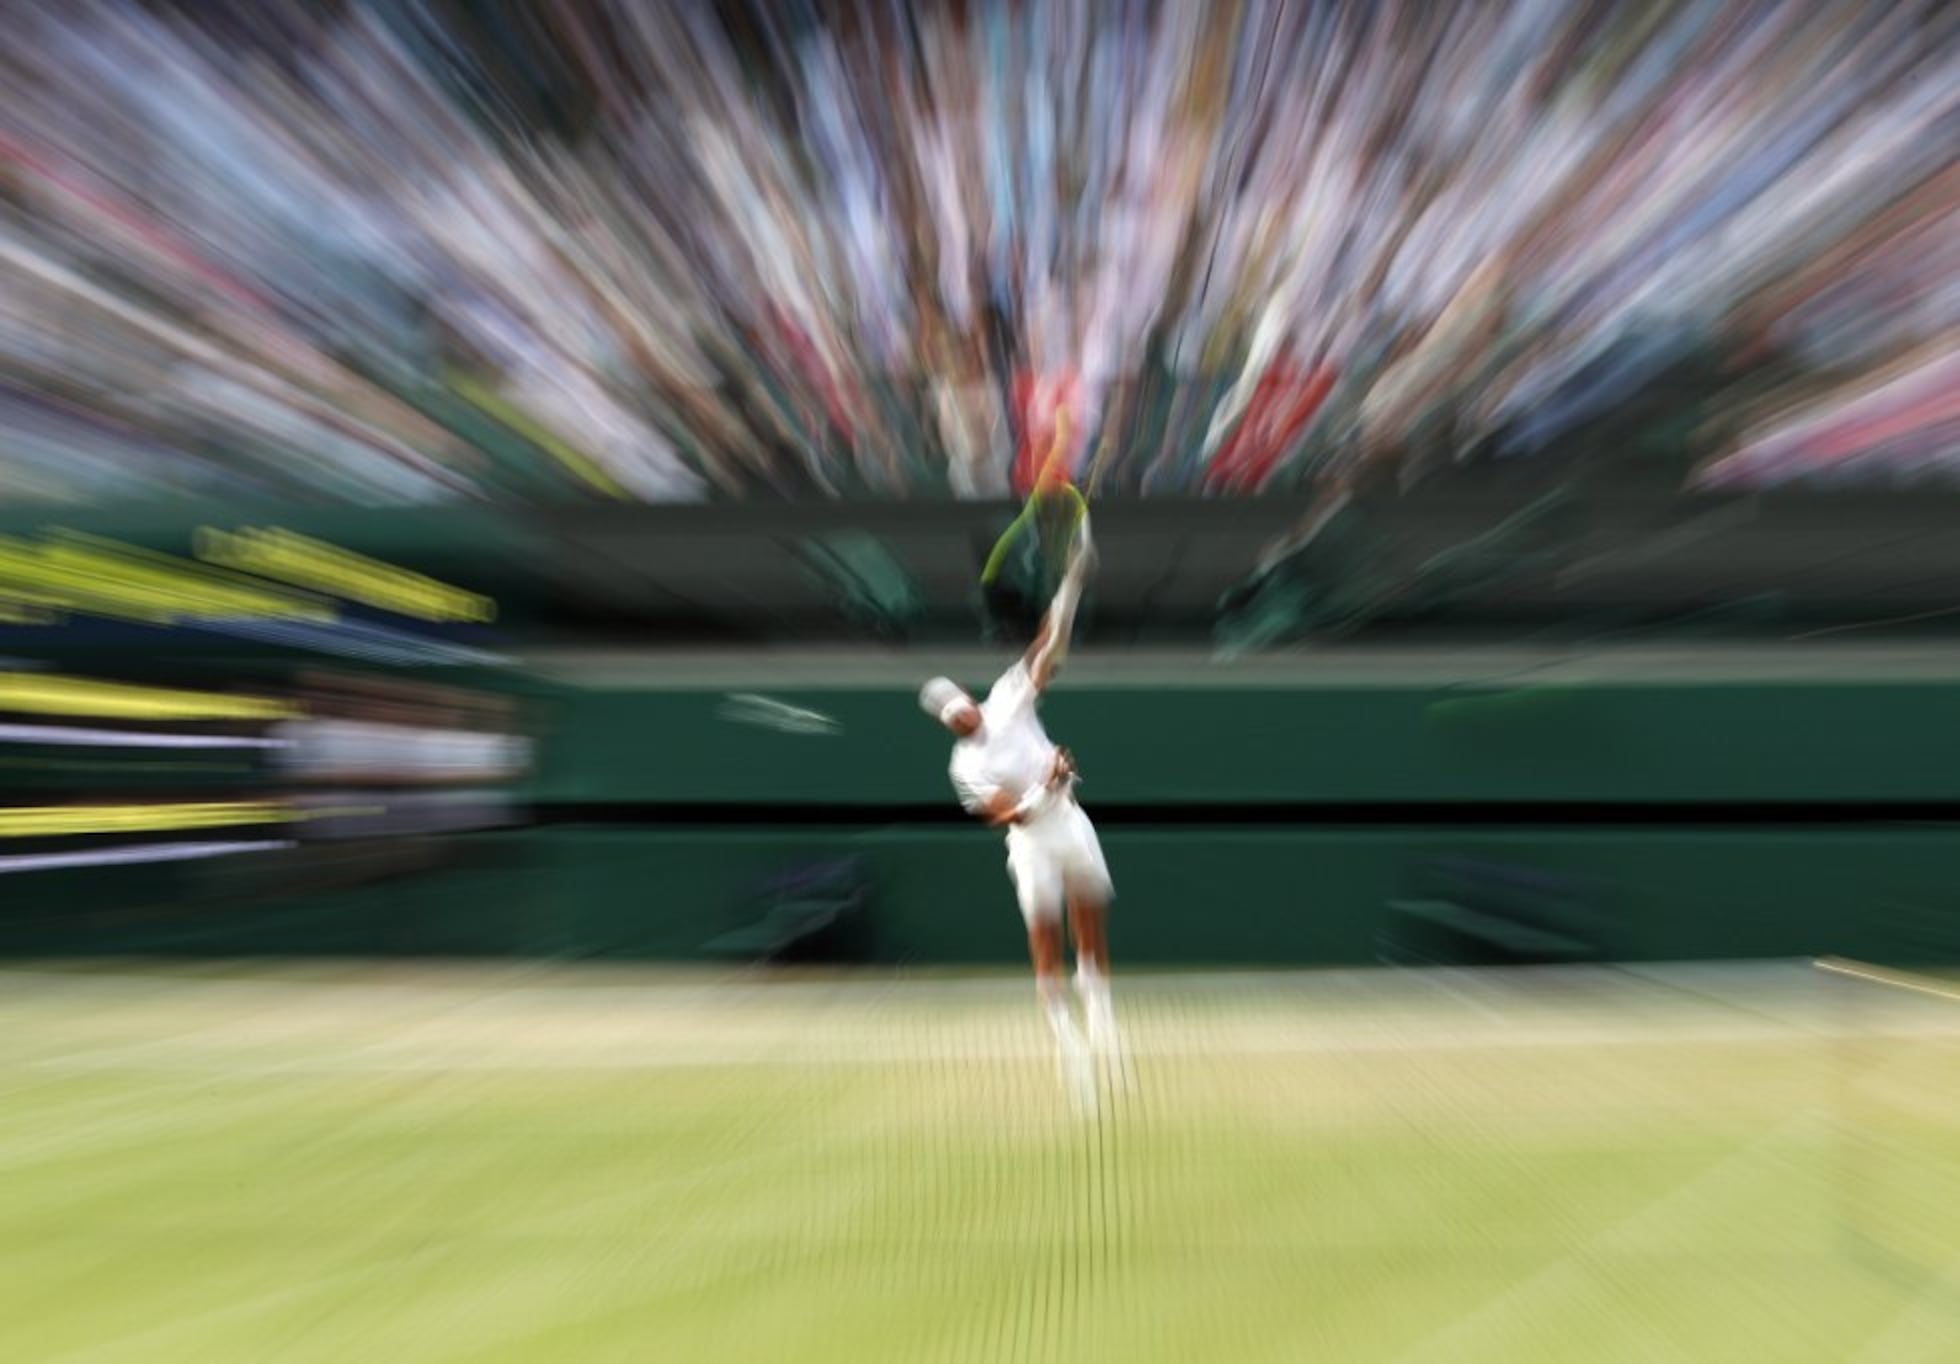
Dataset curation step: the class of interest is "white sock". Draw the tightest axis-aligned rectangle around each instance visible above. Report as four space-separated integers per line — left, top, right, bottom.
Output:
1040 986 1096 1111
1040 983 1081 1047
1075 966 1116 1044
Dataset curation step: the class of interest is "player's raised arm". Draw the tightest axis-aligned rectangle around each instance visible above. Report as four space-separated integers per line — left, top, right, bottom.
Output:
1026 515 1095 692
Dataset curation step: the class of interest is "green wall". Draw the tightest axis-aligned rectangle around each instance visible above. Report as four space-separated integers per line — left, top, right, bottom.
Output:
8 826 1954 967
538 681 1960 805
6 671 1956 966
519 826 1960 966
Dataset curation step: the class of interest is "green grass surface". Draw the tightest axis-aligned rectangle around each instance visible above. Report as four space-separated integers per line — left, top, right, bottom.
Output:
0 962 1954 1362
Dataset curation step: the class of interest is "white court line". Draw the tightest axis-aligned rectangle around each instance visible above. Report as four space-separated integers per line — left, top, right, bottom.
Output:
1816 957 1960 1006
9 962 1956 1080
28 1009 1960 1077
0 960 1837 1006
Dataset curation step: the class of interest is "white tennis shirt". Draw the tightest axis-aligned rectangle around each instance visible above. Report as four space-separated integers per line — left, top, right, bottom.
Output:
948 660 1061 819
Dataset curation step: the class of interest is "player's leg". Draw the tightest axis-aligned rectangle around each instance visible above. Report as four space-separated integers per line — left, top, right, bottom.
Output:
1069 891 1109 977
1029 916 1070 1032
1061 808 1119 1057
1008 830 1083 1051
1069 889 1117 1053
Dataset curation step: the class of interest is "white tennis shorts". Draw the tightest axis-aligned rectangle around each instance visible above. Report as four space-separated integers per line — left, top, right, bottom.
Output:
1004 799 1112 926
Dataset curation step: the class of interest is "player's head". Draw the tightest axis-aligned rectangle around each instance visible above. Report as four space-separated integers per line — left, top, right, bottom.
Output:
919 677 980 737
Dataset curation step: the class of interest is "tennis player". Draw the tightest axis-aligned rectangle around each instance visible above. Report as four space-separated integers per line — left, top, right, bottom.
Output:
919 518 1117 1089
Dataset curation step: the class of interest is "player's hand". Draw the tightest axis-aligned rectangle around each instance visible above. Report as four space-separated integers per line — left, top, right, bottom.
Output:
1048 748 1078 787
981 791 1022 827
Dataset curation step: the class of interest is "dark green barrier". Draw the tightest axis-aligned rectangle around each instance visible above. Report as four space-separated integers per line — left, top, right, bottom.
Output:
0 837 549 956
529 826 1956 966
537 681 1960 805
8 827 1952 966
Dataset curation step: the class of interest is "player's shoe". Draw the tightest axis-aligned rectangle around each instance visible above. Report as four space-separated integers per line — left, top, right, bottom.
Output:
1045 1002 1098 1113
1058 1029 1098 1114
1077 971 1131 1092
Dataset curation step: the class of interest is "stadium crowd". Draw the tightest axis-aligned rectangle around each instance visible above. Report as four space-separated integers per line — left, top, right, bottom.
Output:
1 0 1952 505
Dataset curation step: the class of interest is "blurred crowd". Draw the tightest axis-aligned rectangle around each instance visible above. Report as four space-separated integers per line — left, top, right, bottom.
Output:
1 0 1952 506
276 671 530 843
0 664 531 880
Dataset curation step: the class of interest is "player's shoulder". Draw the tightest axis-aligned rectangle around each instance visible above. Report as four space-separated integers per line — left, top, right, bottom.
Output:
990 657 1036 700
